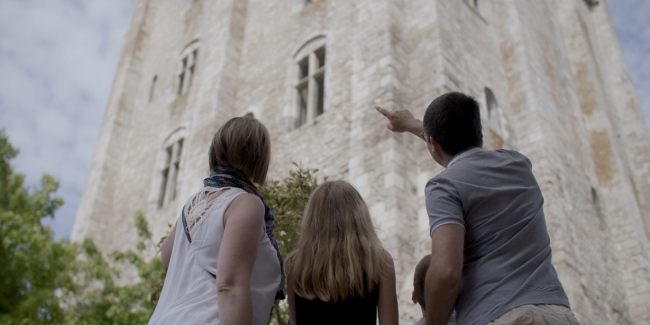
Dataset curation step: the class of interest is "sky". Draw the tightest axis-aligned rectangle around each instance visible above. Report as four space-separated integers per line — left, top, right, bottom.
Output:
0 0 648 239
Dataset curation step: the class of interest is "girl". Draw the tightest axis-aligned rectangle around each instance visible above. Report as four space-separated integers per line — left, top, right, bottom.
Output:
285 180 399 325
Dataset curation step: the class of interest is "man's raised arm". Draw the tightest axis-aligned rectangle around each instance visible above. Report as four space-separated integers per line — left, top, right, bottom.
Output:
375 106 425 140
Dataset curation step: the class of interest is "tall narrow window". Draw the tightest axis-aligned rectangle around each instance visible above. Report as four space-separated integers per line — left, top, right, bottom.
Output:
158 147 172 207
149 75 157 102
178 58 187 96
295 46 326 128
158 138 184 207
177 46 199 96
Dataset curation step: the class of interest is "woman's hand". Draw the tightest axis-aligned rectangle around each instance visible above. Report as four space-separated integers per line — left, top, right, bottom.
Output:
216 193 265 325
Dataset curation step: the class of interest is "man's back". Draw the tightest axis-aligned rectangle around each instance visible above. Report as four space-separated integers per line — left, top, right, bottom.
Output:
425 149 569 325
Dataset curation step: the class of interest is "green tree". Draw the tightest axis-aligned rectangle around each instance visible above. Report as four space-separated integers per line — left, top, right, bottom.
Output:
0 129 319 324
261 164 323 325
0 129 70 324
63 211 166 325
0 130 165 325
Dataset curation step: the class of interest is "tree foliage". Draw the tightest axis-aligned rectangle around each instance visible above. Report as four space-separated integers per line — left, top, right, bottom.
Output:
0 130 320 325
261 164 323 325
0 129 69 324
0 130 164 325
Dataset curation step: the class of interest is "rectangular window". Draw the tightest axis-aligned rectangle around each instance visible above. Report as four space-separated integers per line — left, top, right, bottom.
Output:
158 138 184 207
169 139 183 200
298 57 309 80
187 50 198 90
297 83 309 127
178 57 187 96
295 46 326 128
315 73 324 116
316 47 326 69
149 75 157 102
158 147 172 207
177 47 198 97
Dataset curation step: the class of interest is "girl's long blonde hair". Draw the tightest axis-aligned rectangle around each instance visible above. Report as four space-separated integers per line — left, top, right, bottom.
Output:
284 180 391 302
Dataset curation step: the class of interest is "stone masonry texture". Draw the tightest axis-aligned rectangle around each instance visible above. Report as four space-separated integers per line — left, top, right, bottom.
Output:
72 0 650 323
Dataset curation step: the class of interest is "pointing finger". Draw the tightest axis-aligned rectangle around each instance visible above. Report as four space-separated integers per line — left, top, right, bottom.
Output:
375 106 390 117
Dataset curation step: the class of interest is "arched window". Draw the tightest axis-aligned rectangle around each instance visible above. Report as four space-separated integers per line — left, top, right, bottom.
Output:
294 36 326 128
177 41 199 96
157 128 186 207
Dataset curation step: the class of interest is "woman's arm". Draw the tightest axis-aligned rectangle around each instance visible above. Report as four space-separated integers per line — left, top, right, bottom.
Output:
287 274 297 325
160 223 177 268
216 193 265 325
377 255 399 325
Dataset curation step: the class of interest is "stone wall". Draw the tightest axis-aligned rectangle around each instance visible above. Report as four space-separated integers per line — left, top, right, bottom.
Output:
72 0 650 323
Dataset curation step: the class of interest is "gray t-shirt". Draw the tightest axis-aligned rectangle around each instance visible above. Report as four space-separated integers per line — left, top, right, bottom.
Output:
425 149 569 325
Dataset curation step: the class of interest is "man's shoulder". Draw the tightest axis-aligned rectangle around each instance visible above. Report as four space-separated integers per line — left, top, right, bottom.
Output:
454 149 532 171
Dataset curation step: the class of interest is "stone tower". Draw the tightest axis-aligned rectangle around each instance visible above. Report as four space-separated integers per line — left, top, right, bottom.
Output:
72 0 650 323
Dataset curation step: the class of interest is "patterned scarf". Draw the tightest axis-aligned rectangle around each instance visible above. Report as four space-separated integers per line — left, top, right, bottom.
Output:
203 166 285 300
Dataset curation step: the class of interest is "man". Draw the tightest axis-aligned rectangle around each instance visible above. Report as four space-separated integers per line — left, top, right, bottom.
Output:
376 92 581 325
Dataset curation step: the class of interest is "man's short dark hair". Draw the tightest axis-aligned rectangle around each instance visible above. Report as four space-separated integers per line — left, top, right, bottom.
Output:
414 254 431 309
423 92 483 156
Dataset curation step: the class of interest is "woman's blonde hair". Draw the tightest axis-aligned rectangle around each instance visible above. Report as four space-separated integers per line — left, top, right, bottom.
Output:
209 116 271 185
285 180 391 302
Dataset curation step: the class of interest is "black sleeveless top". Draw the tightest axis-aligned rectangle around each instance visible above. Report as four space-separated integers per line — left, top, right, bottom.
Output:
294 285 379 325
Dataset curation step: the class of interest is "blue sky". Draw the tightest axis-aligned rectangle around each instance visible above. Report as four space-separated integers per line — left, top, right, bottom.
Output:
0 0 648 239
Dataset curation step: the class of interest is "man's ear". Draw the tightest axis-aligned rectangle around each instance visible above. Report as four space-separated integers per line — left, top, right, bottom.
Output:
429 136 442 153
412 290 418 304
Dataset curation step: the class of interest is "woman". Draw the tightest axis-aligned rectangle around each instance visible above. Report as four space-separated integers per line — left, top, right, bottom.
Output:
150 117 283 325
285 180 399 325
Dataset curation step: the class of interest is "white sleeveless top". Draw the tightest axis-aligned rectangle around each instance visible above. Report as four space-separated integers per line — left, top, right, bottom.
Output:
149 188 281 325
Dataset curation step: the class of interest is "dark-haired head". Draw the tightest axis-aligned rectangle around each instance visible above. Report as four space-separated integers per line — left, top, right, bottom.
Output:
423 92 483 156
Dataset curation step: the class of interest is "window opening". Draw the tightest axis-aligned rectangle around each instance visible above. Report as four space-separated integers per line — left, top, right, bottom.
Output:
316 47 326 69
149 75 157 102
187 50 198 90
299 57 309 80
178 58 187 96
295 46 326 128
159 138 184 207
315 74 325 116
297 84 309 127
159 147 172 207
177 48 199 96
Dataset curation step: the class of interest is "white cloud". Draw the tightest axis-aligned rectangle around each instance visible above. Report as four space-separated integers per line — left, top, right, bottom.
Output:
0 0 648 240
0 0 135 239
609 0 650 132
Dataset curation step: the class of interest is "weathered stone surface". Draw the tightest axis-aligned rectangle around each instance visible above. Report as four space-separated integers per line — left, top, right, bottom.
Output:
72 0 650 323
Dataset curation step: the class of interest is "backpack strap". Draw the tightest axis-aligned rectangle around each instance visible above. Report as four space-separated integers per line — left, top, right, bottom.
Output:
181 205 216 279
181 207 192 243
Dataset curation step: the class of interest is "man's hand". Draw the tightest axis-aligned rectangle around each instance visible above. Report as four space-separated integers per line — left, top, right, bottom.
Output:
375 106 424 137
